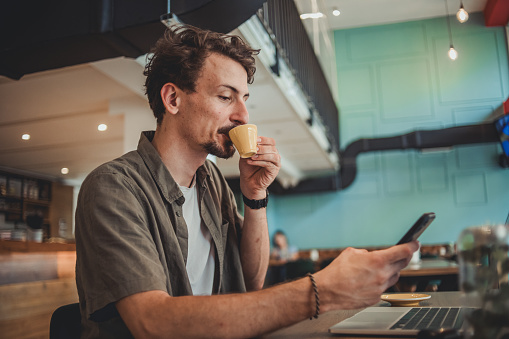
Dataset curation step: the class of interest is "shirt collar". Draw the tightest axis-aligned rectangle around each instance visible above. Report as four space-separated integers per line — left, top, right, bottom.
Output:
137 131 211 204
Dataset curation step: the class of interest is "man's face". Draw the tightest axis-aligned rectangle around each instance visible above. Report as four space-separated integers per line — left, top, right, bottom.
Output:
177 53 250 159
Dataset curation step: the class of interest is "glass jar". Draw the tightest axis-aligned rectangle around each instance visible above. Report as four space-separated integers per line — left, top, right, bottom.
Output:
457 224 509 339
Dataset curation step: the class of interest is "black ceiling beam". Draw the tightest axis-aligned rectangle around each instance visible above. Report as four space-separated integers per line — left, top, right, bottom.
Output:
1 0 168 79
171 0 267 34
1 0 268 80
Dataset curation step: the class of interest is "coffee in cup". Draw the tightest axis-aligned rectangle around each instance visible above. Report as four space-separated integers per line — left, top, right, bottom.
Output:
228 124 257 158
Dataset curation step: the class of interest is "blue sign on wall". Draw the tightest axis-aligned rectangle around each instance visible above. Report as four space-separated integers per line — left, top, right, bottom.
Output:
495 115 509 157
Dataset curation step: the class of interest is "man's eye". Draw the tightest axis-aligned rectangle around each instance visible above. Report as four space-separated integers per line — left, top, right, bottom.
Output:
219 96 231 101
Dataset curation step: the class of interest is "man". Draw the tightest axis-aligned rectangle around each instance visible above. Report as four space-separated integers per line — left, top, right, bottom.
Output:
75 25 418 338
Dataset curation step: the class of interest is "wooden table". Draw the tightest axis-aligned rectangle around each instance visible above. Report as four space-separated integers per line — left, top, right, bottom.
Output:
262 291 462 339
400 259 458 277
397 259 459 292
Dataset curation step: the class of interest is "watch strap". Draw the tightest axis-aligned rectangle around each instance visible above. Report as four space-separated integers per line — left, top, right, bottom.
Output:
242 190 269 209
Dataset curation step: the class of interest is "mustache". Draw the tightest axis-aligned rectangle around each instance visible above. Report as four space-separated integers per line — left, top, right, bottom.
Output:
218 124 239 136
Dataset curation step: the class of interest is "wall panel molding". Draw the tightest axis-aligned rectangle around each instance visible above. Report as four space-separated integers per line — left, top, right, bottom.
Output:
382 152 414 195
452 105 495 125
377 59 435 122
453 172 488 206
346 23 427 62
337 65 376 109
434 31 505 104
416 153 449 193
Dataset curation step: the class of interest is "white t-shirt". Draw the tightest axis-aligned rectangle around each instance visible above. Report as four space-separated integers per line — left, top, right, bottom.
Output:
179 182 216 295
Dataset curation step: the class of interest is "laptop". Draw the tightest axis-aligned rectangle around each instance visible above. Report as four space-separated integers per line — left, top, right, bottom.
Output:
329 306 465 336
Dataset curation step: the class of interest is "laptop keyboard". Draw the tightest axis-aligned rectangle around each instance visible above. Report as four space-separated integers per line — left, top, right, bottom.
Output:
390 307 463 330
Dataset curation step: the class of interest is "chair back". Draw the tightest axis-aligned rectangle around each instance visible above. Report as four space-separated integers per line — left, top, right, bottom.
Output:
285 259 315 280
49 303 81 339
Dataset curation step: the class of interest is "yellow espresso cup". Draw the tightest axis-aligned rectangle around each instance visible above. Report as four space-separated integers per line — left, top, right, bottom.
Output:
228 124 258 158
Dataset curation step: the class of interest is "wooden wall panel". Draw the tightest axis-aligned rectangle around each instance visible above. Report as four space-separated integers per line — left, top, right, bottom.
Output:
0 278 78 339
0 248 77 339
0 251 75 285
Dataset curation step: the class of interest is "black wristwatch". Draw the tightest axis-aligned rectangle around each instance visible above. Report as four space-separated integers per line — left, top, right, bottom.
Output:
242 190 269 209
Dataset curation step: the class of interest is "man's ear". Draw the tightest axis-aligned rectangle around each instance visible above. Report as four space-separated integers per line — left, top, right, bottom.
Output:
160 83 180 115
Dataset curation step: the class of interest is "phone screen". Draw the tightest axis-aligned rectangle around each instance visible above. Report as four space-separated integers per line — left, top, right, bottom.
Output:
396 212 436 245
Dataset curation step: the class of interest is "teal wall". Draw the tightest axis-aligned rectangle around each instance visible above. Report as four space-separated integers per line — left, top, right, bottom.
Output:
268 13 509 250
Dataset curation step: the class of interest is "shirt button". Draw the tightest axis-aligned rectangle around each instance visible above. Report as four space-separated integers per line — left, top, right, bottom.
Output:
176 211 181 217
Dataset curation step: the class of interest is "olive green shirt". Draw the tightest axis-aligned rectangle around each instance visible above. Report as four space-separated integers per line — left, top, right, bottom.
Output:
75 131 246 338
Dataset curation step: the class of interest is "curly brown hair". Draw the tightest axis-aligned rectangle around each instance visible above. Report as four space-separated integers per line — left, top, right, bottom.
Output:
144 25 260 124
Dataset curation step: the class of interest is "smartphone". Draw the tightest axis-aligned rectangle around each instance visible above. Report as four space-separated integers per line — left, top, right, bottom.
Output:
396 212 436 245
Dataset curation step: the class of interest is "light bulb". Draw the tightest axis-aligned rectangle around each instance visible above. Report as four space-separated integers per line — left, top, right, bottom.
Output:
332 8 340 16
22 134 30 140
448 47 458 60
61 168 69 175
98 123 108 131
456 6 469 23
300 12 324 19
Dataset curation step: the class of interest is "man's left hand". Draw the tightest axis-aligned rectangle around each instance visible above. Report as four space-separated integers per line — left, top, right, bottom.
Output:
239 136 281 199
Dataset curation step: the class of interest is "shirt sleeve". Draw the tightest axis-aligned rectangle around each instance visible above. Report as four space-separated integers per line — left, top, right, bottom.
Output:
75 170 168 321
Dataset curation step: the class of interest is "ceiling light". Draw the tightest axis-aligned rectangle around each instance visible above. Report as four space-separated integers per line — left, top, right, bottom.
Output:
22 134 30 140
448 46 458 60
445 0 458 61
61 168 69 175
98 123 108 131
456 2 469 23
300 12 324 20
332 8 340 16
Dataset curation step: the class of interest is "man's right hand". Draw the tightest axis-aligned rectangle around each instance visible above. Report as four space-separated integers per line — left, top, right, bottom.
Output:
116 241 419 338
314 241 419 312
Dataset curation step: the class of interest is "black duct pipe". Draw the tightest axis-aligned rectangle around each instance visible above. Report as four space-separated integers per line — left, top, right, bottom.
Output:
340 122 500 189
227 122 501 196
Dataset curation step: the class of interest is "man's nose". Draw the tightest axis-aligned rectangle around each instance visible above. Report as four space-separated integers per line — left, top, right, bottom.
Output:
231 100 249 125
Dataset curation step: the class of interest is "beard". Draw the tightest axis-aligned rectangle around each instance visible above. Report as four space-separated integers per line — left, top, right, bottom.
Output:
200 125 237 159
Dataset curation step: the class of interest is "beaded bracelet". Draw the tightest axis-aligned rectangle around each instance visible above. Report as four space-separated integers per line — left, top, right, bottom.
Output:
307 273 320 319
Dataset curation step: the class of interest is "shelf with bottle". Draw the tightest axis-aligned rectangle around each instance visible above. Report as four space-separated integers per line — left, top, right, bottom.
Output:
23 199 50 206
0 171 52 224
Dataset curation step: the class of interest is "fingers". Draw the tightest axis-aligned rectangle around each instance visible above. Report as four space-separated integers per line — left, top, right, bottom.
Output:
257 136 275 146
247 136 281 168
386 272 401 288
377 241 419 263
247 153 280 168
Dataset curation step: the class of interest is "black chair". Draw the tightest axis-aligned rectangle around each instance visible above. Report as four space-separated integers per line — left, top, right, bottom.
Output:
284 259 315 280
50 303 81 339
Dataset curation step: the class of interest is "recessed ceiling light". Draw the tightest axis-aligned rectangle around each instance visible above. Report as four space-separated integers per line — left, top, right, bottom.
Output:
300 12 324 19
61 168 69 175
332 8 340 16
22 134 30 140
98 124 108 131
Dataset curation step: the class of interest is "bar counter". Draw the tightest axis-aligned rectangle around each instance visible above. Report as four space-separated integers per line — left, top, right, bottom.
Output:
0 239 78 339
